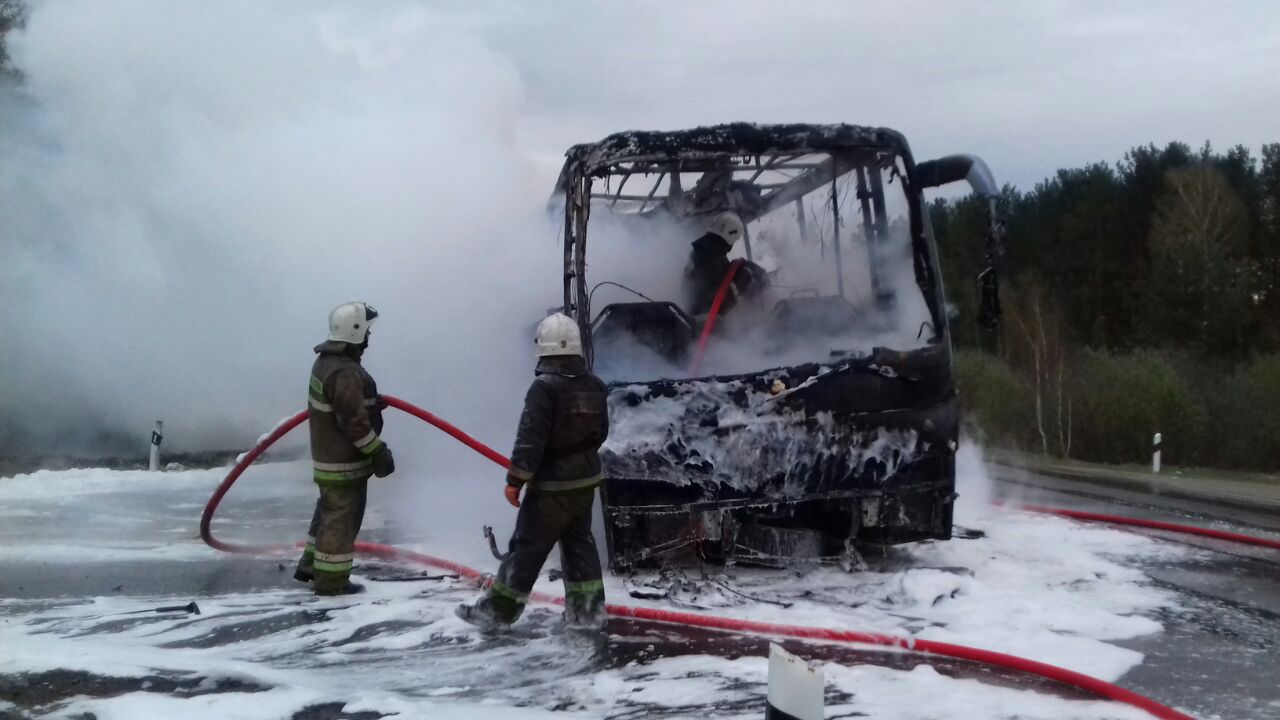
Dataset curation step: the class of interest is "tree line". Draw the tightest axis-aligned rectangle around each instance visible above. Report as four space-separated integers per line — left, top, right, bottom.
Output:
934 141 1280 471
0 0 20 72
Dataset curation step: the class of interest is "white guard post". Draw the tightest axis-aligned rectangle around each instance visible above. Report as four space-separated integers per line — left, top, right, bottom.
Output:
1152 432 1162 474
150 421 164 471
765 643 823 720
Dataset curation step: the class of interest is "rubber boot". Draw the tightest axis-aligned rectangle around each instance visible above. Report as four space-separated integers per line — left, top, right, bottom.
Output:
563 588 606 632
455 602 510 631
315 581 365 597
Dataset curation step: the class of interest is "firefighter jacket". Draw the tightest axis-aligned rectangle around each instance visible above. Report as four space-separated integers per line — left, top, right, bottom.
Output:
308 341 385 485
507 355 609 492
683 232 765 318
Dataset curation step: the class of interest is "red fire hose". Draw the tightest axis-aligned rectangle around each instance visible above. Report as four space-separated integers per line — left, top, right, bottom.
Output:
200 397 508 554
1020 504 1280 551
688 259 745 376
200 395 1212 720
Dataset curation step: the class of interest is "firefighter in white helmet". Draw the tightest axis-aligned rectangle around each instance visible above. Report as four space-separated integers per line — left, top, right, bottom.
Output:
293 301 395 596
682 211 767 321
457 312 610 630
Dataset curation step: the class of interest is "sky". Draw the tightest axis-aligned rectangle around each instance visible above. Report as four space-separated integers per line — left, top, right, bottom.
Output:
473 0 1280 190
1 0 1278 458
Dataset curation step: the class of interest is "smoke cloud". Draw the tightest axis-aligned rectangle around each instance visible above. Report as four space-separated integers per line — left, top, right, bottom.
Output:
3 1 1277 549
0 1 557 462
5 0 1279 461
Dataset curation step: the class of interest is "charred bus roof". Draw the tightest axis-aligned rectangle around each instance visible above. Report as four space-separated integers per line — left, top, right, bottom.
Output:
555 123 923 224
557 122 915 183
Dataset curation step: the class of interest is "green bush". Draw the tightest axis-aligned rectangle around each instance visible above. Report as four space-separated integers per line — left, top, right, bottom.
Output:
1068 350 1206 466
1213 355 1280 470
953 347 1280 471
953 349 1036 448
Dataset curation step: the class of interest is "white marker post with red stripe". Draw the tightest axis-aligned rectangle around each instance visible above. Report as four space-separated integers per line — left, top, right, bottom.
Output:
149 420 164 471
1152 432 1162 474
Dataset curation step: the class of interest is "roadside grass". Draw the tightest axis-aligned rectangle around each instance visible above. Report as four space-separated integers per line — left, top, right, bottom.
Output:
984 447 1280 489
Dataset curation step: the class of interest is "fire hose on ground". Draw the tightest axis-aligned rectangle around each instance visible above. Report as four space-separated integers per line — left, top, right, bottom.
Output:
1020 504 1280 551
191 394 1280 720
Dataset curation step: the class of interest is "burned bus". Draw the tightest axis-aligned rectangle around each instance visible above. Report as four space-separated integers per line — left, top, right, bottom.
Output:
552 123 1004 571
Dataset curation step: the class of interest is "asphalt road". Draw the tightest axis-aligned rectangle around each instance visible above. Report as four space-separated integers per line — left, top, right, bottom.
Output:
2 465 1278 719
990 468 1280 720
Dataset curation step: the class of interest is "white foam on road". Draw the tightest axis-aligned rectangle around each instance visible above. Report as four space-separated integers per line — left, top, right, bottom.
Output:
0 453 1189 719
0 595 1158 720
583 444 1180 682
0 462 308 502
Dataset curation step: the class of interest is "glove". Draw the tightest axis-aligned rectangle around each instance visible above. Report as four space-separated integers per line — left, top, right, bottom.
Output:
372 444 395 478
375 395 389 411
504 482 522 508
739 262 769 295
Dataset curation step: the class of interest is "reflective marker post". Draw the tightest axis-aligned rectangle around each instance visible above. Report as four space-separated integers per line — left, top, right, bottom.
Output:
765 643 823 720
1152 432 1162 474
150 421 164 471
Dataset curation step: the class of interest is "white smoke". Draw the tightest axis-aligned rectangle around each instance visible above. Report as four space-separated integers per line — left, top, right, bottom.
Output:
8 0 1266 557
585 165 938 384
5 0 1275 461
0 1 555 462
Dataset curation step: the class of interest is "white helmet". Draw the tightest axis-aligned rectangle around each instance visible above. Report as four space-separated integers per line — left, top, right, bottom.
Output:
535 312 583 357
328 301 379 344
708 211 745 245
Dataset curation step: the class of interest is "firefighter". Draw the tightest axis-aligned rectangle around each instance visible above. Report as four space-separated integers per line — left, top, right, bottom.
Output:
457 312 610 630
682 211 767 321
293 301 396 596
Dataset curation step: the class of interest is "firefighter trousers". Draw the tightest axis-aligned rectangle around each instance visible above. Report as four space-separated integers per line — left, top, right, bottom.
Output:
478 486 604 625
294 480 368 593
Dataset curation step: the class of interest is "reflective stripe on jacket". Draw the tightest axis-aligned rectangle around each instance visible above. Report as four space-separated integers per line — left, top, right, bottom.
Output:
308 341 384 485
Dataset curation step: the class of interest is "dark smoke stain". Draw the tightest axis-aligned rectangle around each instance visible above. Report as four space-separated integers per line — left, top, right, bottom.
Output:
290 703 388 720
0 670 268 715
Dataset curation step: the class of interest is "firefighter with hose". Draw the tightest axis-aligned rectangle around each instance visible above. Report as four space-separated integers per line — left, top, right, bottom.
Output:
457 312 610 630
293 301 396 596
683 210 767 323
